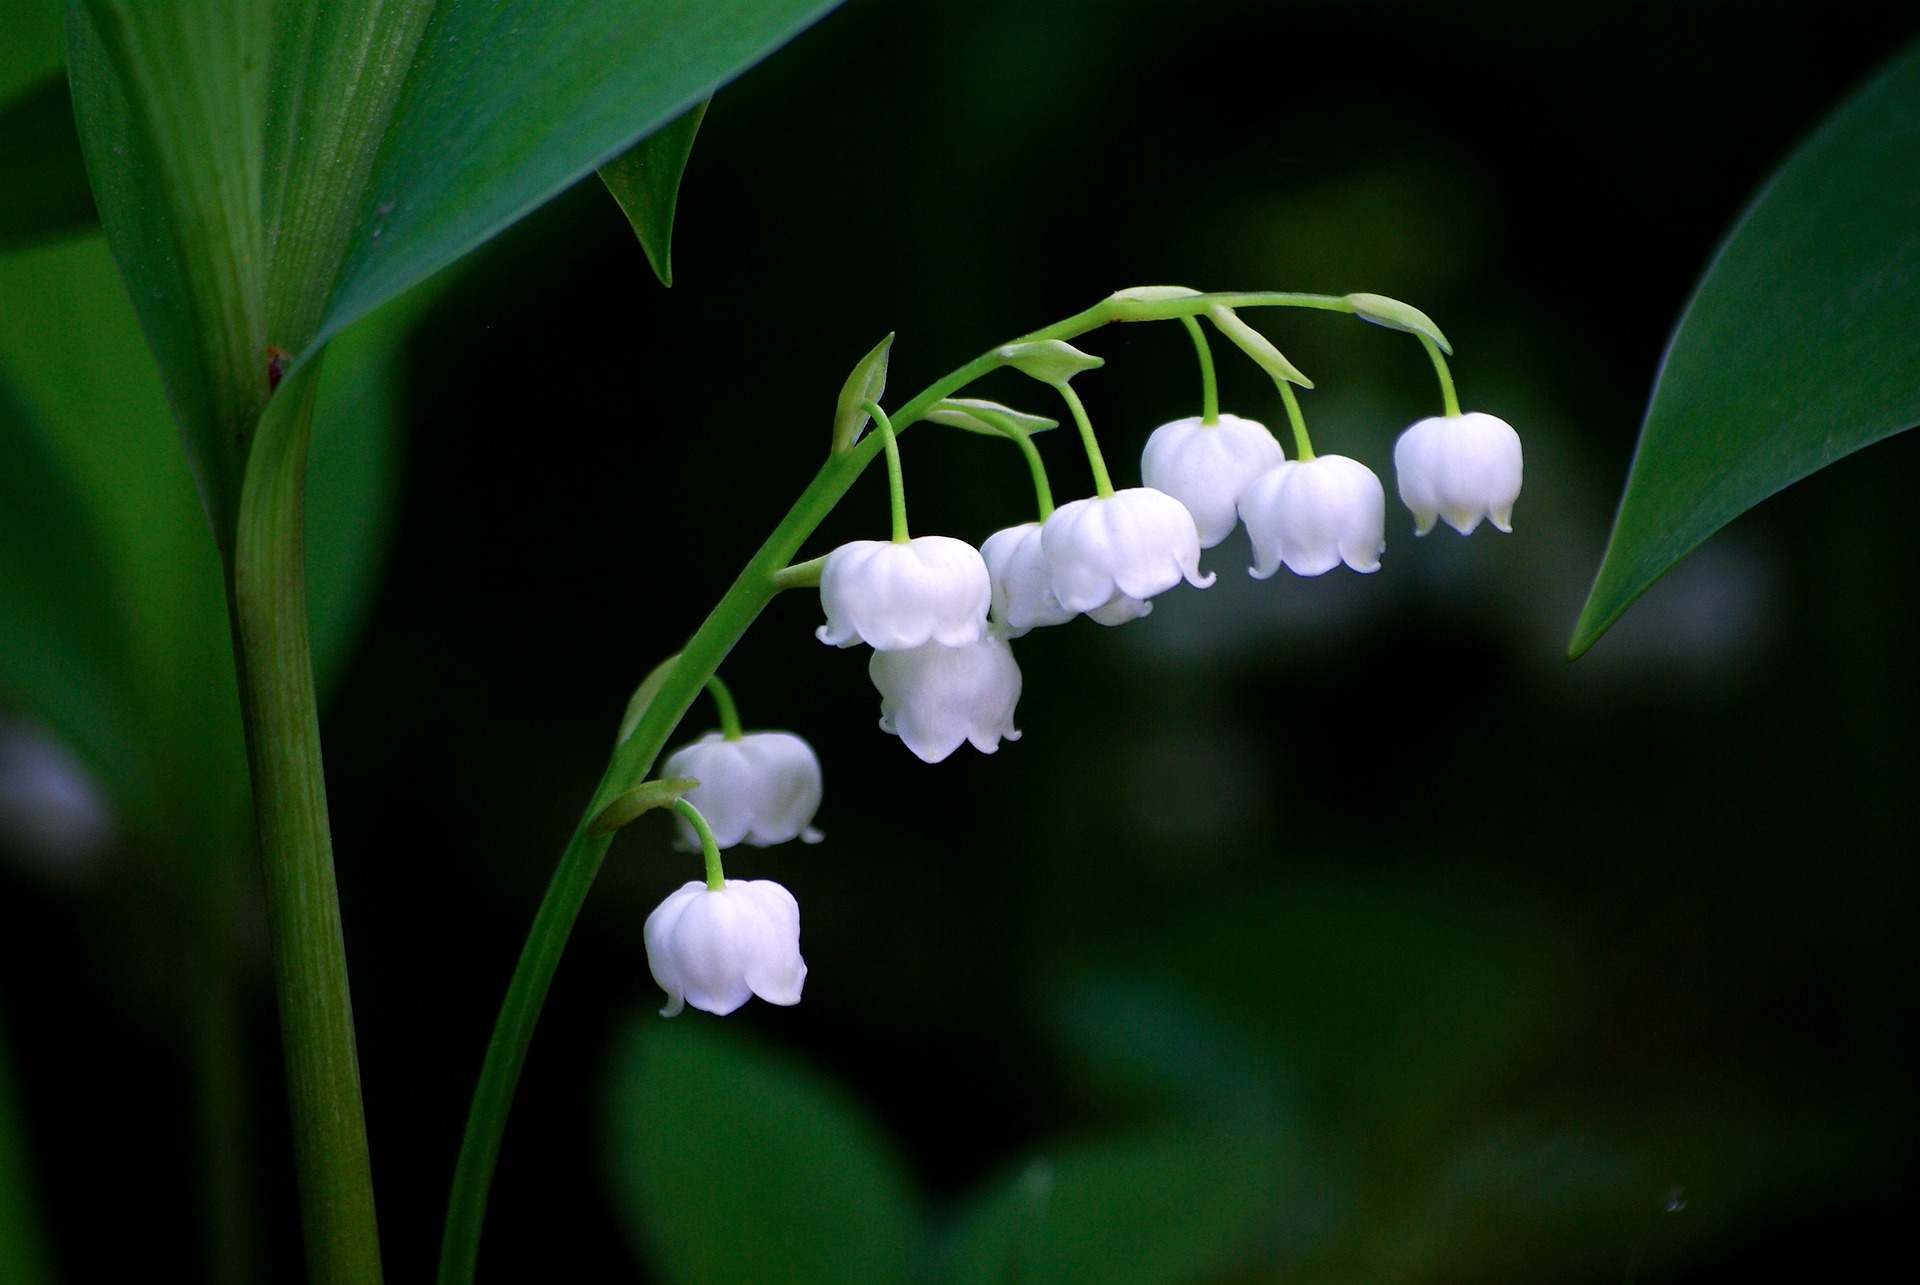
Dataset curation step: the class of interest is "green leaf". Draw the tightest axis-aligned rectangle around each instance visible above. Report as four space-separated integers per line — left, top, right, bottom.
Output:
586 776 699 834
947 1130 1279 1285
313 0 844 356
0 76 96 250
605 1018 920 1285
599 99 711 288
0 0 63 104
1345 291 1451 354
996 338 1105 387
1204 306 1312 389
0 231 243 844
65 0 272 547
832 332 894 454
921 397 1060 439
306 277 444 699
1572 42 1920 656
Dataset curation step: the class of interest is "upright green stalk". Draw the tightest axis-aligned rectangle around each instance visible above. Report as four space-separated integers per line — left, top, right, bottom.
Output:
230 361 383 1285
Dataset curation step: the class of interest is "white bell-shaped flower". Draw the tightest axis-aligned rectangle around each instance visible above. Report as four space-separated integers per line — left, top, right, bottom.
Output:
1041 488 1214 621
816 536 991 650
980 522 1075 638
1392 411 1524 536
1240 454 1386 577
644 878 807 1017
1139 413 1285 547
662 731 824 850
868 635 1022 763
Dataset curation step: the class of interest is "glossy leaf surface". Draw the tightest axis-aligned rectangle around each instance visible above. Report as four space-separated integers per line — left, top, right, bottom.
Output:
1572 43 1920 655
599 99 710 288
316 0 841 355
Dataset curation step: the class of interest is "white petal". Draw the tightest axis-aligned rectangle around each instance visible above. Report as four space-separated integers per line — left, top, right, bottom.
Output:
1393 413 1522 538
981 521 1074 635
816 537 991 650
662 731 824 850
1139 414 1284 547
1241 455 1385 577
1042 489 1212 615
869 636 1022 763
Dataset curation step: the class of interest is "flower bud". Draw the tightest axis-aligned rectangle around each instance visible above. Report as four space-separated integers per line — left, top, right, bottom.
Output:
644 878 807 1017
1392 412 1523 536
869 635 1022 763
1139 414 1285 547
1041 488 1214 621
1239 455 1386 577
661 731 824 849
980 522 1075 638
816 536 991 651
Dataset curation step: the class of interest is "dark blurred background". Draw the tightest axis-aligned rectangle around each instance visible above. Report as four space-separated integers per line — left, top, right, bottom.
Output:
5 1 1920 1280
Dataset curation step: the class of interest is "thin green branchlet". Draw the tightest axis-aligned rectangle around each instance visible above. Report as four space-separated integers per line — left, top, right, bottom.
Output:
671 798 727 890
1057 383 1115 498
704 674 743 741
1011 429 1056 521
1278 380 1315 461
1421 333 1461 417
866 399 911 542
435 285 1475 1285
1180 314 1220 425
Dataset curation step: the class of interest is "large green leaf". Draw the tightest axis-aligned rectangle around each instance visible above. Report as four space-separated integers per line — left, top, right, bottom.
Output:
947 1130 1279 1285
604 1018 921 1285
65 0 272 549
1571 42 1920 656
0 233 422 838
0 76 95 250
599 98 710 288
313 0 840 354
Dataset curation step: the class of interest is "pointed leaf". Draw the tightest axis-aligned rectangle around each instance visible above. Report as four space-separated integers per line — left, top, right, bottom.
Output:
831 332 894 454
1345 291 1452 354
587 777 699 834
0 76 96 249
1573 43 1920 656
605 1019 920 1285
313 0 843 357
921 397 1060 438
599 98 710 288
997 338 1105 387
1206 306 1313 389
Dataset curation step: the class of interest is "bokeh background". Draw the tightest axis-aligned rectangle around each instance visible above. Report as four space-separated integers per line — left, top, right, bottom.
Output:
5 1 1920 1280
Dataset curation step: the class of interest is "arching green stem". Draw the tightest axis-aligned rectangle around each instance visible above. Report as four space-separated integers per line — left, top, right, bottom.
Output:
437 284 1441 1285
1012 430 1055 521
1421 334 1461 417
1058 383 1115 498
1180 314 1219 424
866 399 909 542
673 799 727 890
704 674 742 741
1277 381 1315 461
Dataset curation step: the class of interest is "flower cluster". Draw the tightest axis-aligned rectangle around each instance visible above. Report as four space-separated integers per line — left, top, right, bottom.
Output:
638 291 1524 1020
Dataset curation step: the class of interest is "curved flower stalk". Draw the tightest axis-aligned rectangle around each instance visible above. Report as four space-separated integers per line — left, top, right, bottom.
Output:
439 286 1517 1285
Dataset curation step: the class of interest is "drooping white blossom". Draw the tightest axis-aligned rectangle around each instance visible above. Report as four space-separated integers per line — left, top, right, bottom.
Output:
980 522 1075 638
645 878 807 1017
1239 454 1386 577
1392 411 1523 536
816 536 992 650
1139 413 1285 547
1041 488 1214 622
662 731 824 850
868 635 1022 763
